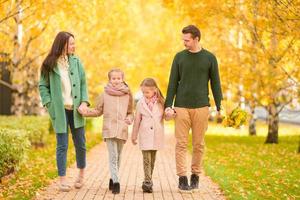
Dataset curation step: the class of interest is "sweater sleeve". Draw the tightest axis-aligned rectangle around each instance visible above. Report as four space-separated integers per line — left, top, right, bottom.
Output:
165 54 179 108
209 55 223 111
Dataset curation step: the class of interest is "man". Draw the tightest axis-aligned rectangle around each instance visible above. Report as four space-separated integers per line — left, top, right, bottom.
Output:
165 25 223 192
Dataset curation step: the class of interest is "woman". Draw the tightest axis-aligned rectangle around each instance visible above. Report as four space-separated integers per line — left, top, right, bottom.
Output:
39 31 89 192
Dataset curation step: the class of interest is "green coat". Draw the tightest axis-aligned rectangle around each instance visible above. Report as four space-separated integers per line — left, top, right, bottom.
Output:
39 55 89 133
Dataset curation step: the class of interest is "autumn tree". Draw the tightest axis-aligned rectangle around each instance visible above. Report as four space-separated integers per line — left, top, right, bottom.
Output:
164 0 300 143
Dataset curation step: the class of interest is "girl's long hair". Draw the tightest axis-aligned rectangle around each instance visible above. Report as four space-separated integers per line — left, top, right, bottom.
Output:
140 78 165 106
41 31 74 77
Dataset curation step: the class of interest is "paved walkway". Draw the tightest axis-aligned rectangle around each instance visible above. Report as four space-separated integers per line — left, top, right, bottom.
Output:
35 132 225 200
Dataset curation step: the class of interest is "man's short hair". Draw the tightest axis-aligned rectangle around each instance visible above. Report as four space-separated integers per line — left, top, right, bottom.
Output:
182 25 201 41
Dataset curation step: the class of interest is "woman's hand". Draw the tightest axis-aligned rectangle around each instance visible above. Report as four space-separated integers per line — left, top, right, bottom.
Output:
78 102 88 115
77 107 87 116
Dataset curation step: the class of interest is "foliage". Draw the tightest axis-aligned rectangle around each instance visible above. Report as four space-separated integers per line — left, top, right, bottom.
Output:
0 116 49 147
222 107 248 128
0 129 30 179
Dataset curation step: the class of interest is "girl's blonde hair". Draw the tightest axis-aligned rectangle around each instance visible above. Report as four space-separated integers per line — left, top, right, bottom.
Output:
140 78 165 105
108 68 124 80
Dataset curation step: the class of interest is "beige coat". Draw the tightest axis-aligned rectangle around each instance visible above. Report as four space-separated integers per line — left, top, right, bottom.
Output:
132 97 164 150
87 91 133 141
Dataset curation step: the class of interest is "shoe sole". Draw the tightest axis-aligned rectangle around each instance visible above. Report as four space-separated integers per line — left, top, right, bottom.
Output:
59 186 71 192
143 190 153 193
178 188 192 193
191 188 200 192
142 185 153 193
74 183 83 189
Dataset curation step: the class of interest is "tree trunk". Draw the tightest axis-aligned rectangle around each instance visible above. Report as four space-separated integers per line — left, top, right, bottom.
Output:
265 103 279 144
6 0 45 115
11 0 23 116
248 103 256 136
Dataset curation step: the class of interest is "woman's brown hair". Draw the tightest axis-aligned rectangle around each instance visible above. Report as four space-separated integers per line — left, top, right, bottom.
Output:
41 31 74 77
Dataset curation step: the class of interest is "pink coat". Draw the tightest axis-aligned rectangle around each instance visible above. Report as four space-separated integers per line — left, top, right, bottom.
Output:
132 97 164 150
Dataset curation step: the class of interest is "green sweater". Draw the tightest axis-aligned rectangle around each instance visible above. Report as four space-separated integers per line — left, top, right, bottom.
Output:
165 49 223 111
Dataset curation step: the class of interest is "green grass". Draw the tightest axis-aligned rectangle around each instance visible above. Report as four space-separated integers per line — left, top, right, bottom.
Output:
0 126 101 200
187 122 300 200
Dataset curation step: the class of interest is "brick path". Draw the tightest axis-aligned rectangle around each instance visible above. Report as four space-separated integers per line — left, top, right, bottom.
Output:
35 131 225 200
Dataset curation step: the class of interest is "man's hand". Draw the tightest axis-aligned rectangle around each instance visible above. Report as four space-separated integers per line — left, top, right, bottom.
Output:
216 110 223 123
165 107 173 113
165 107 176 120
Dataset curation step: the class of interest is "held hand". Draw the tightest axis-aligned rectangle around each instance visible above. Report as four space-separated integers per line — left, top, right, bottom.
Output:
164 107 172 113
77 107 85 115
165 108 176 120
131 138 137 145
77 107 87 116
78 107 94 117
78 102 88 114
124 117 132 125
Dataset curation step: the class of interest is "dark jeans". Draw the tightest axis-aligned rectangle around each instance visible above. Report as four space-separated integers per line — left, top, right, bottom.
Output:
56 109 86 176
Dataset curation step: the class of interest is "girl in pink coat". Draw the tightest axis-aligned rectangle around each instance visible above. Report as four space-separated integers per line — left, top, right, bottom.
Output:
131 78 165 193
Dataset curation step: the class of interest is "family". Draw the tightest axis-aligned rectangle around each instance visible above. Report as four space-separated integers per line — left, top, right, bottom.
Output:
38 25 223 194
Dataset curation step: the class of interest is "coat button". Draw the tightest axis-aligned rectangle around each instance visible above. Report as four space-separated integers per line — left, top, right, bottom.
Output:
71 72 74 75
150 127 153 130
74 96 77 99
73 84 75 87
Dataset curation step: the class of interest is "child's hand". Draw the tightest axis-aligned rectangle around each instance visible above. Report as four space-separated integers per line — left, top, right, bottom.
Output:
165 108 176 121
78 102 88 114
77 108 94 117
131 137 137 145
124 117 132 125
77 107 87 116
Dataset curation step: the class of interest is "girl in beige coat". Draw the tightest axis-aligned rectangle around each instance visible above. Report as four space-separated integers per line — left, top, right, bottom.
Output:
79 69 133 194
131 78 165 193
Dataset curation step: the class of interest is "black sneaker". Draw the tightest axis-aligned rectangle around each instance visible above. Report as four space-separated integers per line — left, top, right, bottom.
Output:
112 182 120 194
109 179 113 190
142 181 153 193
190 174 199 191
178 176 191 193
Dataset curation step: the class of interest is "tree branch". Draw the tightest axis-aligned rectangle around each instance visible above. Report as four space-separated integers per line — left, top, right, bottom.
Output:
240 14 270 59
277 98 293 114
0 79 18 91
21 51 47 69
0 5 30 24
20 19 49 62
0 29 10 36
275 37 296 63
0 0 9 4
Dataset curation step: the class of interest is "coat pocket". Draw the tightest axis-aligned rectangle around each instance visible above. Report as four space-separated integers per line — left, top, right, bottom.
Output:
46 102 56 119
103 117 111 132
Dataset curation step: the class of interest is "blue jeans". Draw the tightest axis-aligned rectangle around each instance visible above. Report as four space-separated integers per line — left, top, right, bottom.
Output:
56 109 86 176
